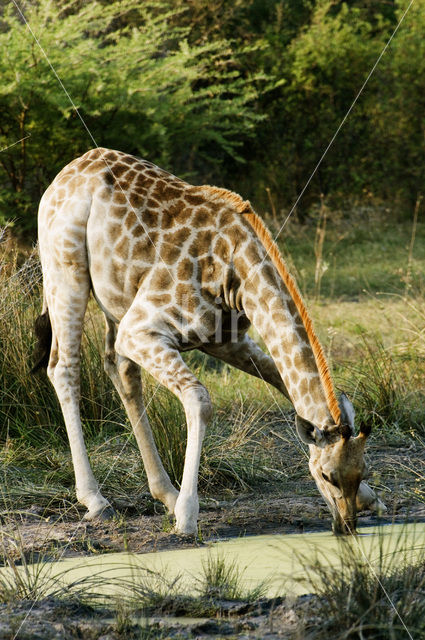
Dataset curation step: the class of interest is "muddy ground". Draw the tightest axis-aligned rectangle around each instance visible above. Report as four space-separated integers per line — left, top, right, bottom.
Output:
2 439 424 639
1 594 329 640
7 440 425 558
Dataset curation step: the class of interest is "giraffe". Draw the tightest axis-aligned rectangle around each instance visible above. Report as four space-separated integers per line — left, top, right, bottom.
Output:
32 147 384 536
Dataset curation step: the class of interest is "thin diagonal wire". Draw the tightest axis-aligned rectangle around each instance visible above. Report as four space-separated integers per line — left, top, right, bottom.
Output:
249 357 414 639
248 0 416 285
10 0 177 286
0 134 31 153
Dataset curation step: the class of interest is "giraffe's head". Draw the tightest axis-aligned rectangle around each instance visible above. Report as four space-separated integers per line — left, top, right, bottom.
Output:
296 394 371 535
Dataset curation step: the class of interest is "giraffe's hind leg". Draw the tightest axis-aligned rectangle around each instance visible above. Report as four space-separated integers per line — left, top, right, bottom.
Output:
103 317 179 513
41 261 112 520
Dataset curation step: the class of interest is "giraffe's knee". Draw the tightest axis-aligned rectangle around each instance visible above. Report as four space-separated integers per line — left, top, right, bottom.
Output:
114 322 136 361
116 357 141 398
47 358 80 399
183 385 213 424
117 357 140 381
46 362 56 384
104 350 140 400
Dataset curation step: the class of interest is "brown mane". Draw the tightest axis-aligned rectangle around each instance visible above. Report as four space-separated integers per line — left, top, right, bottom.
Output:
201 185 341 424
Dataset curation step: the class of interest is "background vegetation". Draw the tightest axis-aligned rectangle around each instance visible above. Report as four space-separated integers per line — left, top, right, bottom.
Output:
0 0 424 510
1 0 425 233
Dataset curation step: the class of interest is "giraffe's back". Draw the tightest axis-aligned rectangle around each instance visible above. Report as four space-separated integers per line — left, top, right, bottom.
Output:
39 148 252 333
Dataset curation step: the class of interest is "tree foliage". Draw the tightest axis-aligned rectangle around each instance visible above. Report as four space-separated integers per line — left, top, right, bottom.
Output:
0 0 267 231
1 0 425 233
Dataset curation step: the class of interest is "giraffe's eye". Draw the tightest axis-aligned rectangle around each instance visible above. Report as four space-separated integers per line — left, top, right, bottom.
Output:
322 471 340 488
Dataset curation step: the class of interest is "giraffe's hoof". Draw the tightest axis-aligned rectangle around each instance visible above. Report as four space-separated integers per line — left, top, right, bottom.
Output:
370 498 387 515
172 521 198 536
83 504 116 522
171 526 198 539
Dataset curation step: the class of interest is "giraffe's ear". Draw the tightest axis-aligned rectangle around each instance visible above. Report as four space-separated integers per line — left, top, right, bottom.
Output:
339 392 355 430
296 415 325 446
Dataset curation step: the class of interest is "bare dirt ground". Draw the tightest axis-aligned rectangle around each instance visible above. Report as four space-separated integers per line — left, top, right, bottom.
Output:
2 439 424 639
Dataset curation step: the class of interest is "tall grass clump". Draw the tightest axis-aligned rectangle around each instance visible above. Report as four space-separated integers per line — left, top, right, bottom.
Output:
117 565 189 616
0 230 125 447
299 528 425 639
0 231 61 445
115 552 266 620
340 339 425 436
197 552 267 603
0 526 107 608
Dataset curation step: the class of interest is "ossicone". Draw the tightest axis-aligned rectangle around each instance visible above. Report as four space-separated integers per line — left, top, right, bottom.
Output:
339 422 353 440
359 421 372 439
338 392 356 440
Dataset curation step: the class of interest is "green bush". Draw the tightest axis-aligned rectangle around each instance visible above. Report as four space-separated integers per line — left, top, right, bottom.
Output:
0 0 268 234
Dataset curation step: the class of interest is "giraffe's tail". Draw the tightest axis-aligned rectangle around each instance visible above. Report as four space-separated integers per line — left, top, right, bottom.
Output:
30 306 52 374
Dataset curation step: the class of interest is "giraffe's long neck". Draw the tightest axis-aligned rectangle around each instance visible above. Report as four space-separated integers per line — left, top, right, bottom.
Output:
235 215 340 429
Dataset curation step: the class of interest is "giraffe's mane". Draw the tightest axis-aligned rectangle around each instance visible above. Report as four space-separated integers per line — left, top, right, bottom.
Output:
201 185 341 425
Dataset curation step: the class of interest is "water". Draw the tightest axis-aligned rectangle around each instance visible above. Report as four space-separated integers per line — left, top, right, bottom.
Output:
8 523 425 598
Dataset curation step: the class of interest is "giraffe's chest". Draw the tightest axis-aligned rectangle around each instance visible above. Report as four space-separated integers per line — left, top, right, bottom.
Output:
87 237 230 328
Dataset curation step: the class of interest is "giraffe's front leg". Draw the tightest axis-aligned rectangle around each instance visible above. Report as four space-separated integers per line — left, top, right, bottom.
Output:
115 317 212 535
173 384 212 533
103 317 178 514
202 334 290 399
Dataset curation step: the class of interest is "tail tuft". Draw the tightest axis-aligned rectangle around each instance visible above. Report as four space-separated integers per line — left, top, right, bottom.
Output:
31 311 52 374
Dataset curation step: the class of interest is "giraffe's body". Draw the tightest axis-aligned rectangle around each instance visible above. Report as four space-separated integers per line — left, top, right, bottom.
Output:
35 148 383 535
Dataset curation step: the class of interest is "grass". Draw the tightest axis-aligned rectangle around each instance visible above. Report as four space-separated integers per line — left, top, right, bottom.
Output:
337 340 425 435
197 552 267 603
298 526 425 639
0 533 270 638
0 542 265 613
0 524 106 608
112 551 267 621
279 207 425 300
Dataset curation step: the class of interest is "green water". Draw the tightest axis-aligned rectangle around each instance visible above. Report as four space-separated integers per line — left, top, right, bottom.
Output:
10 523 425 598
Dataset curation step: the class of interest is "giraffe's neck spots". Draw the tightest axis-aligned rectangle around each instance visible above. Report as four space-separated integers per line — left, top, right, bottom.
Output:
242 213 340 426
